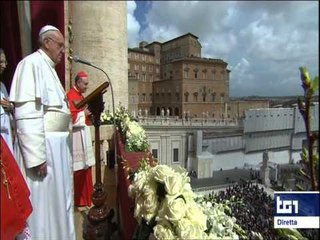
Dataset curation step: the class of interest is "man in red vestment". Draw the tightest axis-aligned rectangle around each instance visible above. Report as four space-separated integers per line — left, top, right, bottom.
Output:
67 71 95 209
1 136 33 240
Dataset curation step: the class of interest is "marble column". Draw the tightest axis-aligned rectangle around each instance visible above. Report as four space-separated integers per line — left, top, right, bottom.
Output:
68 1 128 108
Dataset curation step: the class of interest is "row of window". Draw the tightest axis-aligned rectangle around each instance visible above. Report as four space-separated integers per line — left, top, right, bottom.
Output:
136 92 226 103
128 52 153 62
128 52 161 64
151 148 179 163
161 70 228 81
129 72 161 82
129 64 160 73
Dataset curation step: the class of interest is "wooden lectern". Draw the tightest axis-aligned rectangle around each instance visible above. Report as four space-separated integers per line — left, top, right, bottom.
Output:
74 81 116 239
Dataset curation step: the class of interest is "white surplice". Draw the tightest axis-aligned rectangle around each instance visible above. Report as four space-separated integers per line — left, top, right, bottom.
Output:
9 49 75 240
72 111 95 171
0 81 13 152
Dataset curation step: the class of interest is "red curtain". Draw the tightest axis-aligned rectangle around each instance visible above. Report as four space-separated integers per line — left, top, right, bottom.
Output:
30 1 65 87
0 1 66 91
0 1 22 92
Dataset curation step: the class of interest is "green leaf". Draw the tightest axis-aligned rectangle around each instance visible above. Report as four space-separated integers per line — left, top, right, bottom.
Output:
296 184 305 191
312 76 319 91
299 67 311 85
299 168 309 178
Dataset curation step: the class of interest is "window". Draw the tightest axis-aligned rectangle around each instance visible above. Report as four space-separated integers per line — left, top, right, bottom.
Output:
184 71 188 78
184 92 189 102
176 92 180 101
195 73 197 79
221 70 224 80
193 92 198 102
142 65 146 71
134 64 139 70
212 93 216 102
220 93 225 102
202 92 206 102
203 72 207 79
152 149 158 159
173 148 179 162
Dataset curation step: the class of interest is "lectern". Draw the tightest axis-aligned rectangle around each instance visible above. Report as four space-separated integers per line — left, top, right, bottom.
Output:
74 81 116 239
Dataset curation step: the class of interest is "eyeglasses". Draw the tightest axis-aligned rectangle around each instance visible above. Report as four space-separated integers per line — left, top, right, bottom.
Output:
47 37 65 50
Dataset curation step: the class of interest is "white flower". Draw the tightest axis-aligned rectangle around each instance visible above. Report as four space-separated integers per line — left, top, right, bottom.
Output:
158 195 187 222
140 182 159 223
125 120 149 151
185 201 207 230
164 174 185 196
133 168 150 193
129 159 240 240
153 165 176 183
176 218 207 239
153 221 176 239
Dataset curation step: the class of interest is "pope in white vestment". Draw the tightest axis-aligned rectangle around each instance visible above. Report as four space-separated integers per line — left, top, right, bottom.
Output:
9 26 75 240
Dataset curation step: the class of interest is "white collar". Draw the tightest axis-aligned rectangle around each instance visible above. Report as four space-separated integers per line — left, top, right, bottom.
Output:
38 49 56 68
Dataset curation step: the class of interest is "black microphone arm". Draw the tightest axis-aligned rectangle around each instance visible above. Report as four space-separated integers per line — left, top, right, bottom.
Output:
70 55 118 169
69 55 98 68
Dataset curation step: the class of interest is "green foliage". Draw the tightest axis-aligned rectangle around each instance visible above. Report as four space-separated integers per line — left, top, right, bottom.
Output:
297 67 319 191
276 228 308 240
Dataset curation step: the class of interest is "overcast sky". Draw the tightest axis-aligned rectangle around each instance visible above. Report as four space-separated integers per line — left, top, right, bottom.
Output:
127 1 319 97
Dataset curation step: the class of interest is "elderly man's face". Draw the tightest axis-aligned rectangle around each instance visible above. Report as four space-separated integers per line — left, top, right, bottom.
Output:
77 77 89 94
44 31 65 64
0 52 7 74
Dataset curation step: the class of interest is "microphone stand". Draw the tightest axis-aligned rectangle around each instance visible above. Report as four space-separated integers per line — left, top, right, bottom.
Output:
72 59 118 240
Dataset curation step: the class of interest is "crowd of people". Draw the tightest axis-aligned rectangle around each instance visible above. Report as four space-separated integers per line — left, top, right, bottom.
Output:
208 180 318 239
1 25 94 239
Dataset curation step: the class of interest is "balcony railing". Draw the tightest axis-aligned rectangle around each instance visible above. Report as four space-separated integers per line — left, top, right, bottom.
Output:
136 116 241 127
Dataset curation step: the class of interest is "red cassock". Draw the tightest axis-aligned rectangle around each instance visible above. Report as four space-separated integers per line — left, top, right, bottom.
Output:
1 136 32 240
67 87 93 207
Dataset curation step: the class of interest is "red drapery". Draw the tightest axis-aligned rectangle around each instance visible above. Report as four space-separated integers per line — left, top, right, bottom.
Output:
0 1 22 92
117 132 145 240
30 1 65 87
0 1 65 91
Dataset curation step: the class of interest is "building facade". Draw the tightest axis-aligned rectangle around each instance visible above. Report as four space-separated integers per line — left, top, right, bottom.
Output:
139 104 319 179
128 33 269 119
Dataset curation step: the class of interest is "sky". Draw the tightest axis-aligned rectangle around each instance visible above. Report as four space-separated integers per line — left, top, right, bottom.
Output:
127 1 319 97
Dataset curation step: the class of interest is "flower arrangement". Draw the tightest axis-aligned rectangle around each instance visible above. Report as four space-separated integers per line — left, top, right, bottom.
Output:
100 103 133 128
127 156 240 239
101 103 149 152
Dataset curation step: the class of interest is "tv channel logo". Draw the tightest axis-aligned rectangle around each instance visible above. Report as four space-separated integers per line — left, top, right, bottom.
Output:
274 191 319 228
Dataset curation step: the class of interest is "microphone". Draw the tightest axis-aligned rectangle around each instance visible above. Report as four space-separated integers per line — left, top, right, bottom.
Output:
69 55 95 67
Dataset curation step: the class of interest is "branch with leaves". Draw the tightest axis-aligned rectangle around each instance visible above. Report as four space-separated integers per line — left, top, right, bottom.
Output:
297 67 319 191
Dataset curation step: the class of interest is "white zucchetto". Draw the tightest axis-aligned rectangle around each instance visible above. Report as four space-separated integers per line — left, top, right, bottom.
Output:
39 25 59 36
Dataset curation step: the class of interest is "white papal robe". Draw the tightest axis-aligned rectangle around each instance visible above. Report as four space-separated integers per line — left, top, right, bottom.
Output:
9 49 75 240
